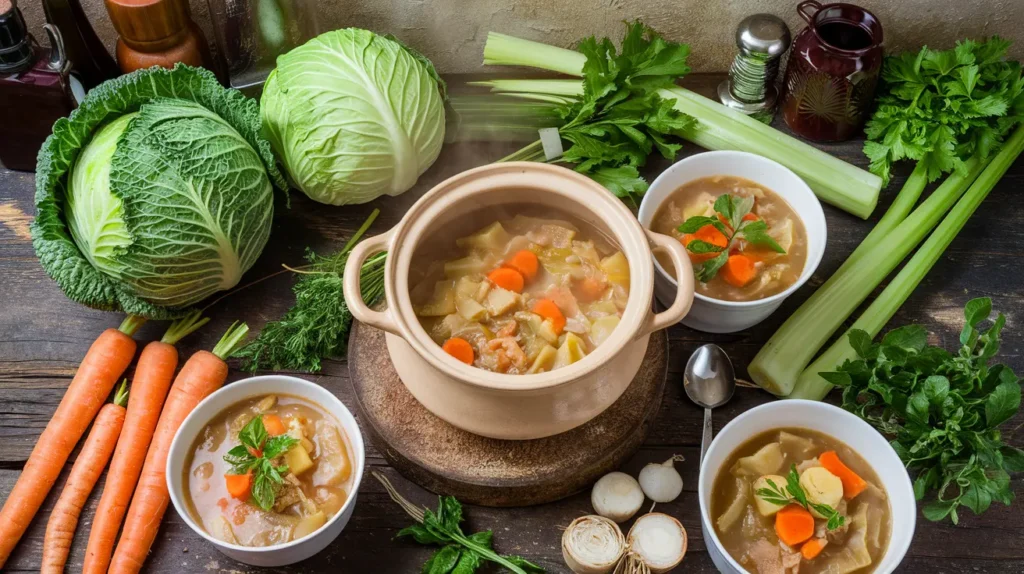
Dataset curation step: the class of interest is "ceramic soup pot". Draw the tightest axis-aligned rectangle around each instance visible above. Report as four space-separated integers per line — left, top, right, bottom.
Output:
343 163 695 439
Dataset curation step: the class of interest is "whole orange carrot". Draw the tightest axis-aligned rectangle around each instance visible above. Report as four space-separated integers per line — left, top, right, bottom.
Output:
0 316 144 567
41 385 129 574
109 322 249 574
83 312 208 574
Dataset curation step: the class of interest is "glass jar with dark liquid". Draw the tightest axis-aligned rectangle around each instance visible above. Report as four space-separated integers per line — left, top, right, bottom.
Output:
780 1 884 142
0 0 80 171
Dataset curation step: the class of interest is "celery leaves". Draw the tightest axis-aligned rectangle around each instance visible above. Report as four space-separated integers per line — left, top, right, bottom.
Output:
864 37 1024 185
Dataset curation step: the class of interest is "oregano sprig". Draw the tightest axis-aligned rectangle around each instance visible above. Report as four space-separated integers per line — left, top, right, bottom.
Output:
223 415 298 511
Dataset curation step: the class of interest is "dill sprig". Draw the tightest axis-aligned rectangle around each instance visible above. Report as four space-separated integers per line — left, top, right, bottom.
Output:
235 210 387 372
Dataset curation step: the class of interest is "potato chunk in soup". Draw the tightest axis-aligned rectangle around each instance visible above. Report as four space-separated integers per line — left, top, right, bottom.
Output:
711 428 891 574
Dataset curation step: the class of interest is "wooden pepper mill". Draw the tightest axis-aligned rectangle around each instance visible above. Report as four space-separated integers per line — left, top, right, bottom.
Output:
103 0 214 74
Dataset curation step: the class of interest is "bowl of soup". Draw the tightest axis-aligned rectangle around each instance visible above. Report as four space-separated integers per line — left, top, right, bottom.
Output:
638 151 826 333
342 162 695 439
699 400 915 574
167 375 364 567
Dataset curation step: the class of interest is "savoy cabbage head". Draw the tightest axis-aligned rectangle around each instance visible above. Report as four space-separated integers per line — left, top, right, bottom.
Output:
33 64 286 318
260 28 446 206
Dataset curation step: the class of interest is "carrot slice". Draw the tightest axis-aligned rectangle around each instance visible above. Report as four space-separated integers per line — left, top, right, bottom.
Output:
263 414 286 436
801 538 827 560
819 451 868 499
505 250 539 282
775 504 814 546
442 337 475 365
682 224 729 264
742 213 760 222
225 472 252 500
721 254 757 287
575 277 606 303
532 299 566 334
487 267 525 293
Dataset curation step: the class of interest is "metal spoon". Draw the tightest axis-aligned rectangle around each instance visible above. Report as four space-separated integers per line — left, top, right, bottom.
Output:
684 344 737 467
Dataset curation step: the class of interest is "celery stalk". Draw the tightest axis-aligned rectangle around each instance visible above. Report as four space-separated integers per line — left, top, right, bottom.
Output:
833 162 928 274
788 125 1024 399
478 32 882 219
747 154 987 396
469 79 583 97
483 32 586 75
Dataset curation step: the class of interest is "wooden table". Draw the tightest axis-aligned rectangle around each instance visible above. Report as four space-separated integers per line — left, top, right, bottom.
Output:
1 74 1022 573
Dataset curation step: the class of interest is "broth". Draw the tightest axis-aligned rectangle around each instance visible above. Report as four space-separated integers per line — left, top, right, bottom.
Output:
711 428 892 574
183 394 354 547
651 176 808 301
411 208 629 374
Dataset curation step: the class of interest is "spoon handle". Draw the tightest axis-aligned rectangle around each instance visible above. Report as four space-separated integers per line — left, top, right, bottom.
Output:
700 407 712 467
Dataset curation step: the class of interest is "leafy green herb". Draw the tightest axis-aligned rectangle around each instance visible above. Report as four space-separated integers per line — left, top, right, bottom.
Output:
821 298 1024 524
373 472 545 574
235 210 387 373
498 21 696 205
755 465 846 531
864 37 1024 186
676 193 785 281
223 415 298 511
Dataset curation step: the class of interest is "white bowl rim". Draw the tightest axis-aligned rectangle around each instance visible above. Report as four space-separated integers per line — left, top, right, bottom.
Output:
639 150 827 308
697 400 916 573
166 374 365 554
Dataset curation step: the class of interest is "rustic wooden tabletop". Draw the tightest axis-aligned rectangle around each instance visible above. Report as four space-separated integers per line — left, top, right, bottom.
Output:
1 74 1022 573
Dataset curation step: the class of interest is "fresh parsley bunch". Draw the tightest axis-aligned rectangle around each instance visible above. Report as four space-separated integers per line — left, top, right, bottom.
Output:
501 21 696 205
864 37 1024 185
822 298 1024 524
223 415 299 511
374 472 544 574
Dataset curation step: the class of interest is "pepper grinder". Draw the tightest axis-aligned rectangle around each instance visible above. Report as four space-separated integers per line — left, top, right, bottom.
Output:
718 14 791 114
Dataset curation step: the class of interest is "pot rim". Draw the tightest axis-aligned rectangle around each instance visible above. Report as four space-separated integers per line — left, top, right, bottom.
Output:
382 162 673 392
638 150 827 309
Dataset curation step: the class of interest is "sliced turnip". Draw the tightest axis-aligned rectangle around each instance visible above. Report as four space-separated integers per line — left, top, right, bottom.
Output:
561 515 626 574
626 513 687 573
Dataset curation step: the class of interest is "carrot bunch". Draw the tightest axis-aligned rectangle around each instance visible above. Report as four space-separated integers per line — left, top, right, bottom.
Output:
0 313 248 573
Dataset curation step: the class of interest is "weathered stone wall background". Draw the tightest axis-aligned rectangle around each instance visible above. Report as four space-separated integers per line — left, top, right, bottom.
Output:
18 0 1022 73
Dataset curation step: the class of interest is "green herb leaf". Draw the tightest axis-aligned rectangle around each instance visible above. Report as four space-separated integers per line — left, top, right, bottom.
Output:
696 252 729 283
677 215 726 235
223 445 259 475
263 434 299 459
424 545 462 574
239 415 268 451
686 239 725 255
739 220 786 253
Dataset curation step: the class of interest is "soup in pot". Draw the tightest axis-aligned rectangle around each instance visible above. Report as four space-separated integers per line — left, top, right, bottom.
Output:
710 428 892 574
412 212 630 374
183 394 353 547
651 176 807 301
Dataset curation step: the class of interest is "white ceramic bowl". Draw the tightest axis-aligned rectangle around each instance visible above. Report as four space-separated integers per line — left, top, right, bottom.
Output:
166 375 366 567
637 151 826 333
698 400 915 574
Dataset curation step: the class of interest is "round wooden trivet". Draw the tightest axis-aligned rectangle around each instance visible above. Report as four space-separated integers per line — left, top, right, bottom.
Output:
348 320 668 507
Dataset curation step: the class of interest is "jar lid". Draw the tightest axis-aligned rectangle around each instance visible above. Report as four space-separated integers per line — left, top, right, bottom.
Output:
0 0 34 74
104 0 191 44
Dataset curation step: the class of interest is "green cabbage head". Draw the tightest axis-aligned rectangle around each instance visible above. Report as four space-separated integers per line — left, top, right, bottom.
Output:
261 28 446 205
33 65 285 318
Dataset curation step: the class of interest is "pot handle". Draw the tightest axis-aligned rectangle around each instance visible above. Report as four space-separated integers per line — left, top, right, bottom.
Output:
637 229 694 339
342 228 400 336
797 0 821 25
